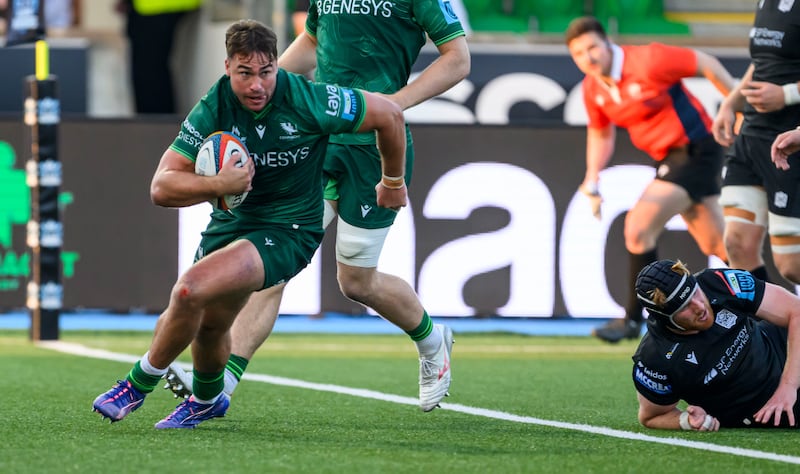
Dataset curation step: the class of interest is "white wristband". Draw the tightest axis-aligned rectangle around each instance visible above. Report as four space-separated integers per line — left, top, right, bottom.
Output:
679 411 692 430
783 83 800 106
701 414 714 430
582 181 599 196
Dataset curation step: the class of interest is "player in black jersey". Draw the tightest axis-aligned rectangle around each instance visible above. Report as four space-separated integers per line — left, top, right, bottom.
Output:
712 1 800 285
632 259 800 430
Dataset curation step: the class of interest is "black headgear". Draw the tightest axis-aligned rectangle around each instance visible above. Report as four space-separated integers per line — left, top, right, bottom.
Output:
635 260 697 330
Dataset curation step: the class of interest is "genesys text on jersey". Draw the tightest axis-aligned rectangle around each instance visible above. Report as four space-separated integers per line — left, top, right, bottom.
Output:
316 0 393 18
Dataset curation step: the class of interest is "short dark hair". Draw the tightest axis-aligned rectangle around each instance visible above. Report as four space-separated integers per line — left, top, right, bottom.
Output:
225 19 278 61
565 16 607 45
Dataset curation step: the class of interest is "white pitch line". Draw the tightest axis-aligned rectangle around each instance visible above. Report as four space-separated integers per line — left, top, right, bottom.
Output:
40 340 800 465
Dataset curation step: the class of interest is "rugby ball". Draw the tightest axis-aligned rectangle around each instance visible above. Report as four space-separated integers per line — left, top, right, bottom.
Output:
195 131 250 210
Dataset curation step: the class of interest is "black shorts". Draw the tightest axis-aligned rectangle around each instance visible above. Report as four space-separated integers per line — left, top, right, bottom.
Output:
655 135 723 202
723 134 800 217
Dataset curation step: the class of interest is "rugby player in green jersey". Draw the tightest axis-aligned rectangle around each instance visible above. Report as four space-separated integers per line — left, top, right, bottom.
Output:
92 19 408 429
165 0 471 412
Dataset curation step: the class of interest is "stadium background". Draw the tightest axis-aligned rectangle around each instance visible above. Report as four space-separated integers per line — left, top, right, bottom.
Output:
0 0 781 325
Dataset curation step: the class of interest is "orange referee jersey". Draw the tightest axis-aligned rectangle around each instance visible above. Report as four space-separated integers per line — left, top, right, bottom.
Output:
583 43 713 161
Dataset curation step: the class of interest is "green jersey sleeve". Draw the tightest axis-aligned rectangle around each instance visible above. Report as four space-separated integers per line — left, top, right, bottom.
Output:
413 0 466 45
168 83 224 162
287 74 367 135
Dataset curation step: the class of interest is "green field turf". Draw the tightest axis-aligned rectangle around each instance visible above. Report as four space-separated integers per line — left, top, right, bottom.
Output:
2 330 799 473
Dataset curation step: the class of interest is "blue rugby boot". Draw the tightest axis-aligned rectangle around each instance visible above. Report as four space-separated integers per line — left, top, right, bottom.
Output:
92 380 146 422
154 393 230 429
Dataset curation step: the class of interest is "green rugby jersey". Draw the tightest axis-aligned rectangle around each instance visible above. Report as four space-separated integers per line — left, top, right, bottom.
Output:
307 0 465 144
169 69 366 226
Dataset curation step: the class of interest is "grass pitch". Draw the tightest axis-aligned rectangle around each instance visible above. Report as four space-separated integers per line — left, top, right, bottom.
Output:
1 330 799 473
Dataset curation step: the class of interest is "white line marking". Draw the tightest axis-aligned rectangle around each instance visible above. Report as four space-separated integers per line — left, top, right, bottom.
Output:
40 340 800 465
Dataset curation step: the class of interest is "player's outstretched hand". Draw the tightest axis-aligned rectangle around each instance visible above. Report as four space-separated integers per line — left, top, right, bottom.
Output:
754 381 797 427
579 183 602 220
771 128 800 171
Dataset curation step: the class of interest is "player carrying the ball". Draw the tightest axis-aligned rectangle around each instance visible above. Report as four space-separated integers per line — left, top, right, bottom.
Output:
164 0 470 412
91 19 408 429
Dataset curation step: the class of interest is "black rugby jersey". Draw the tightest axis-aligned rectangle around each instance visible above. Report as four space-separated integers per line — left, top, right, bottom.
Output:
631 268 796 428
742 0 800 137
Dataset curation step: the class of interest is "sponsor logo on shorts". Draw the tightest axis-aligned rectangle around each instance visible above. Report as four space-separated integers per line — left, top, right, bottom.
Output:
361 204 372 217
775 191 788 208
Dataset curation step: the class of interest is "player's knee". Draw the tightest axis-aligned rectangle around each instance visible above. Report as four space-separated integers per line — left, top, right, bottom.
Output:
775 263 800 285
338 277 369 303
195 320 227 342
771 242 800 285
690 232 726 259
769 216 800 283
171 277 205 311
336 266 377 303
723 230 755 260
623 225 655 253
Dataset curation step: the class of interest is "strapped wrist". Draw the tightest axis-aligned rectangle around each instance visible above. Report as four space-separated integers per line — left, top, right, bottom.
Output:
381 174 405 189
679 411 693 430
783 83 800 106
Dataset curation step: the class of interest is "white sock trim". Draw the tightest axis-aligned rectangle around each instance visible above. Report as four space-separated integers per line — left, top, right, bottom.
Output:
140 351 168 377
